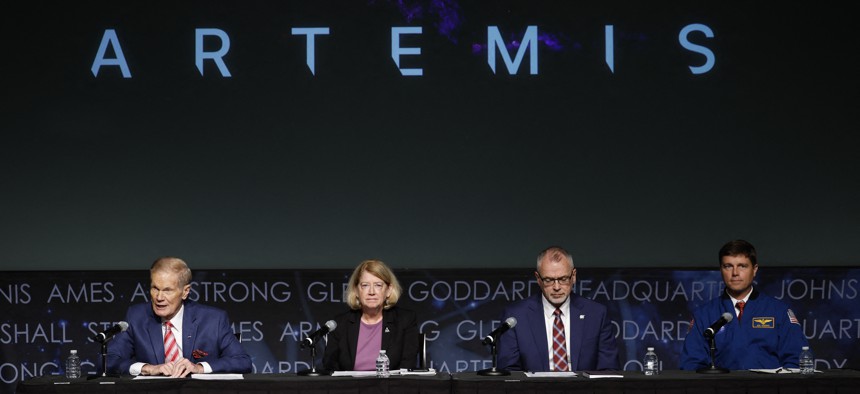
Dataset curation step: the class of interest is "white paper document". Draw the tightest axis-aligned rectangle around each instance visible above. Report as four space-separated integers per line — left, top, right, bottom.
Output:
331 370 402 377
525 371 578 378
749 368 819 374
190 373 244 380
399 368 436 376
580 371 623 379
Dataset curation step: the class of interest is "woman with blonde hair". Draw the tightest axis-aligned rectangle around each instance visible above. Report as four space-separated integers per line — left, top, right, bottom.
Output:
323 259 419 371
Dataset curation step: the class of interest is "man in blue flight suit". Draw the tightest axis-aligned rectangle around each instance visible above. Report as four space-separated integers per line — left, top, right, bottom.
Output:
680 240 808 370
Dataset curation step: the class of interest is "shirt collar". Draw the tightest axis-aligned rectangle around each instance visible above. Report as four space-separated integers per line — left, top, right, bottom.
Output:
728 286 753 305
164 303 185 332
541 294 571 318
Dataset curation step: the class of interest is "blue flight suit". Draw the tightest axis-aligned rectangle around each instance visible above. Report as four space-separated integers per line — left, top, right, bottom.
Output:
680 288 808 370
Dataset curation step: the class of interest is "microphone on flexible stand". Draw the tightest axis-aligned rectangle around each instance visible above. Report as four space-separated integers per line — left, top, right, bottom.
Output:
481 317 517 345
92 321 129 343
478 317 517 376
703 312 733 338
697 312 733 374
298 320 337 376
90 321 128 380
301 320 337 348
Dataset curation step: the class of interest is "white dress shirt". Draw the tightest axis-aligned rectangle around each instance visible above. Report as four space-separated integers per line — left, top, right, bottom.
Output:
129 304 213 375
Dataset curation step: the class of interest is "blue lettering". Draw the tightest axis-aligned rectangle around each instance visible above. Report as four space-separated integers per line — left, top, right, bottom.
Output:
292 27 330 76
487 26 538 75
195 28 232 77
91 29 131 78
605 25 614 73
679 23 715 75
391 27 423 76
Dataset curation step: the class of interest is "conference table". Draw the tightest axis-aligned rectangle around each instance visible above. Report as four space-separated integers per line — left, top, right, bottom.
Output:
14 373 450 394
15 370 860 394
452 370 860 393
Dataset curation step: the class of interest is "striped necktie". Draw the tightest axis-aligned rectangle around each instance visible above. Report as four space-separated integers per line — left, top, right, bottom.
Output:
552 308 570 371
164 321 180 362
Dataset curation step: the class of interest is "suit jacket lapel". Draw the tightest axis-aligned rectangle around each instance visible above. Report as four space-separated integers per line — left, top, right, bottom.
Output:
346 310 360 367
182 302 198 359
528 296 550 371
147 308 165 364
381 309 394 351
568 295 586 371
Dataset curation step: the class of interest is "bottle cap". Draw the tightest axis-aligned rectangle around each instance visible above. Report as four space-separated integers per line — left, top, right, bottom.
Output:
70 350 77 354
802 346 809 350
380 350 386 354
647 347 654 351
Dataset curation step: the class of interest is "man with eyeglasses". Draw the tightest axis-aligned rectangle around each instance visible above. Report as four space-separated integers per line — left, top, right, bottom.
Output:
497 246 619 372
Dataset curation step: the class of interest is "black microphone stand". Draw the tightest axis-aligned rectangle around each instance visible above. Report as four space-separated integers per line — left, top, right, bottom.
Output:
297 337 327 376
88 338 120 380
696 335 729 374
477 335 509 376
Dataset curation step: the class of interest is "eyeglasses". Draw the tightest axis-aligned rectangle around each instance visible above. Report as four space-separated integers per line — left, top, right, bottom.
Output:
359 282 386 291
537 273 573 286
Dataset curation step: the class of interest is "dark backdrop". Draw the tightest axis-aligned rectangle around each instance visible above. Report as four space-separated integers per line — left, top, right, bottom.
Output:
2 1 859 270
3 267 859 394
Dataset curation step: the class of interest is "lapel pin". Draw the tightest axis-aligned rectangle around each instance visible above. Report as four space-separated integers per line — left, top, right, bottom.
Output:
385 327 390 333
580 315 585 319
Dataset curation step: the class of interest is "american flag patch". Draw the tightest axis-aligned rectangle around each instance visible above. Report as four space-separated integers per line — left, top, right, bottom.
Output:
787 309 799 324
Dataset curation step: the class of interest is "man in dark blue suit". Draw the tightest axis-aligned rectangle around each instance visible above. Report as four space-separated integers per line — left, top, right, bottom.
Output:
107 257 251 377
497 246 619 372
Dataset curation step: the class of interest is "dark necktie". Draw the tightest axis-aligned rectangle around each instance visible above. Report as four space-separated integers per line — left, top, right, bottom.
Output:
736 301 746 323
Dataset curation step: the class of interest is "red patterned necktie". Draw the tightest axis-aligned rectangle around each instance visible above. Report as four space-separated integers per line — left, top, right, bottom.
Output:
164 321 180 363
736 301 746 323
552 308 570 371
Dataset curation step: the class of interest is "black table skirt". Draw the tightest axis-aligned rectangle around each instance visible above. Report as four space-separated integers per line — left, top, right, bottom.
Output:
15 373 451 394
16 370 860 394
451 370 860 394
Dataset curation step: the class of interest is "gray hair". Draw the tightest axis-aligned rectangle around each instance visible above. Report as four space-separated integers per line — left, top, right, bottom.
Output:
536 246 574 271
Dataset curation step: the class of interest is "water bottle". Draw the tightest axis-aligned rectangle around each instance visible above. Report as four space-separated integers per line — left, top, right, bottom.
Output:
65 349 81 379
799 346 814 375
375 349 390 378
643 347 659 376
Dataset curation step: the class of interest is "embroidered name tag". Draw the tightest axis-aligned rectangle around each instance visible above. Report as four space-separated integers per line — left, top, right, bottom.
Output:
752 317 775 328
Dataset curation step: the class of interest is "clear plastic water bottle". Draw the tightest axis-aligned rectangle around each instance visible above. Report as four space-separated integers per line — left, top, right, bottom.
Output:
65 349 81 379
799 346 814 375
643 347 659 376
376 349 390 378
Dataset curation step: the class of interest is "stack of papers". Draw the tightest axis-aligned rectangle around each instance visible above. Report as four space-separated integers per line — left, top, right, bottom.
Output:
399 368 437 376
581 371 623 379
133 374 244 380
191 374 244 380
749 368 819 374
524 371 577 378
331 370 402 377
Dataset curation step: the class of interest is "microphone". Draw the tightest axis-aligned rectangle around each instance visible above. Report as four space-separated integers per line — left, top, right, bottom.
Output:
481 317 517 345
92 321 129 343
703 312 733 338
301 320 337 348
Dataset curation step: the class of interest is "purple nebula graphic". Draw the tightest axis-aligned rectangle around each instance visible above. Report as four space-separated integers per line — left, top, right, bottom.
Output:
377 0 464 42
